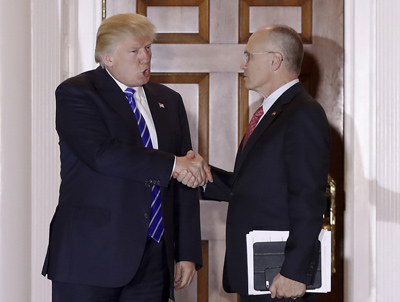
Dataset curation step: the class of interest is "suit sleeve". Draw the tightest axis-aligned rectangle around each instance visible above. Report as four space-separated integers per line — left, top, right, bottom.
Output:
56 80 174 187
202 166 234 202
279 101 331 284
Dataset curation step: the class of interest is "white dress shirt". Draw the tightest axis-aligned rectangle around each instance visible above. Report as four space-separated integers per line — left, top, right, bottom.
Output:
106 71 159 149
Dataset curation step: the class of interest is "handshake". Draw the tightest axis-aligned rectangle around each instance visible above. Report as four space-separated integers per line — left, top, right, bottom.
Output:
173 150 213 188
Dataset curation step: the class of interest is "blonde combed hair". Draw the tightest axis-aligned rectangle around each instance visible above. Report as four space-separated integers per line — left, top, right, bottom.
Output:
95 13 156 67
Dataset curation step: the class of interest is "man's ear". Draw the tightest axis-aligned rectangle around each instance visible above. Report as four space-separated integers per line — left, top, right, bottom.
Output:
101 53 113 68
271 53 283 71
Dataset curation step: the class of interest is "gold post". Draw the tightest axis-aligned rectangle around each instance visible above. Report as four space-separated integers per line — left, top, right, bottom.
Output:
323 175 336 274
102 0 106 20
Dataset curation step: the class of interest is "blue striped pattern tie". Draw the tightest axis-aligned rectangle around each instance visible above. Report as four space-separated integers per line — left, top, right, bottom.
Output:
125 88 164 242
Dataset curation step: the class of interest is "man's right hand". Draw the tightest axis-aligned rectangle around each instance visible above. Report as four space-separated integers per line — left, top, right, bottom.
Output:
270 273 306 300
174 151 213 188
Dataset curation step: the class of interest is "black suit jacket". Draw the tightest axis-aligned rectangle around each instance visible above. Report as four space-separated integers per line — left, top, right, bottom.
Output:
203 83 330 295
42 66 202 297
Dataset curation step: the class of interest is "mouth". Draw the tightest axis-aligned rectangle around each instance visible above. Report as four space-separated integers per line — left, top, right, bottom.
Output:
143 69 150 77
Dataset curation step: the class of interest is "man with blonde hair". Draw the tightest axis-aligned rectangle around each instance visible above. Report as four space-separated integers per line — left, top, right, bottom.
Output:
42 13 211 302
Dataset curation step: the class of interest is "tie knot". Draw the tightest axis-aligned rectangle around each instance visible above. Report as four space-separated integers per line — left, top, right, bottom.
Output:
254 106 264 117
125 87 136 98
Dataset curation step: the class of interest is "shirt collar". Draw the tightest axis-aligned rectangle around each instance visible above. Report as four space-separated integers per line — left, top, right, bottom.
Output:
262 79 299 112
105 68 143 97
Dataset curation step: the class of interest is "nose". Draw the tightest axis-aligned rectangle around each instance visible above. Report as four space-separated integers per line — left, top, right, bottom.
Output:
240 61 247 70
139 48 151 63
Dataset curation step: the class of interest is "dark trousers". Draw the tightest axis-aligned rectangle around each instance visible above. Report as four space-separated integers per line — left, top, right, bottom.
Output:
52 236 169 302
240 293 316 302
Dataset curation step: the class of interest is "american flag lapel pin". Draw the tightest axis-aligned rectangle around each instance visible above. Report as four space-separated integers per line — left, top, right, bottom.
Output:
159 102 165 109
272 111 277 115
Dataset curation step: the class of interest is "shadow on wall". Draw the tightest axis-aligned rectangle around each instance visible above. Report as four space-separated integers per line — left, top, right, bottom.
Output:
302 37 345 302
343 110 400 302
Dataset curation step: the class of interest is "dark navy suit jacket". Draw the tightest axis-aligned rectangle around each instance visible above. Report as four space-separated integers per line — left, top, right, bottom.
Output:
203 83 330 295
42 66 202 298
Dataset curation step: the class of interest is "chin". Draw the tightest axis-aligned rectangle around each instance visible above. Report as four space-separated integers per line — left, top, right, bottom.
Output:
244 83 252 90
142 76 151 85
131 78 150 87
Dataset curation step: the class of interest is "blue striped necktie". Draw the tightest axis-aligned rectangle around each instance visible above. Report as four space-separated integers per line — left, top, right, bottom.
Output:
124 88 164 242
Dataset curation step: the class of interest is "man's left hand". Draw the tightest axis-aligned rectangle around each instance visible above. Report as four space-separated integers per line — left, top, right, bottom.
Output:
174 261 196 290
269 273 306 299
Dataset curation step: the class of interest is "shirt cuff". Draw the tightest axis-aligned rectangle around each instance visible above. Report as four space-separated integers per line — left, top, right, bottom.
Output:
171 156 176 178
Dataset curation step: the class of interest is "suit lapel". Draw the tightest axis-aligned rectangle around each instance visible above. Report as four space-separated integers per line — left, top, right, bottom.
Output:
143 83 171 152
94 66 141 138
234 83 305 178
94 71 170 151
234 102 283 177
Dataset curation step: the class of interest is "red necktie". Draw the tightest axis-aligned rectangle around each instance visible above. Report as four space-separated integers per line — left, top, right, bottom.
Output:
242 106 264 149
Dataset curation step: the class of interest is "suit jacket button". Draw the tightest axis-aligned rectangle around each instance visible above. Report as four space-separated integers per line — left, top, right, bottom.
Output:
230 192 235 197
144 213 149 219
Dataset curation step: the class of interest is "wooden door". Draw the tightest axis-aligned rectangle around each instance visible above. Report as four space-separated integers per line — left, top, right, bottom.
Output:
104 1 344 301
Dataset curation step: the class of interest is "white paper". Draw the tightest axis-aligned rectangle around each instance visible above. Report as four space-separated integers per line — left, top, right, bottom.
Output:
246 229 331 295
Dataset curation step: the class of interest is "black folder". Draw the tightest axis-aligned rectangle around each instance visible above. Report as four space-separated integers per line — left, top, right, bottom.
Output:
253 241 322 291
